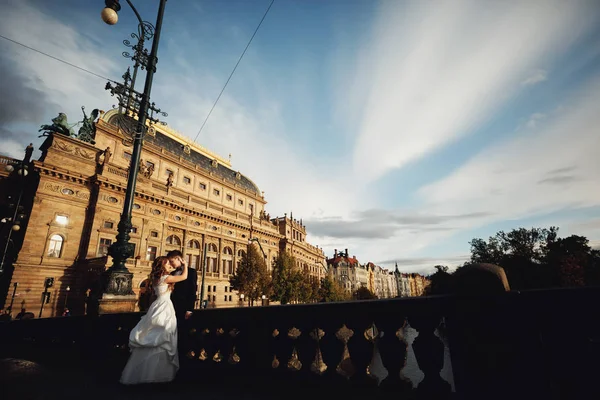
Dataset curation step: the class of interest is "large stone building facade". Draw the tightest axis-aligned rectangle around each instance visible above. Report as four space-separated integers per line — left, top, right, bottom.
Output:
0 110 325 317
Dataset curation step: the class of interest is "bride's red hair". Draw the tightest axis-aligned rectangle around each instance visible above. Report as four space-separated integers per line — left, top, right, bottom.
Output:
150 256 174 291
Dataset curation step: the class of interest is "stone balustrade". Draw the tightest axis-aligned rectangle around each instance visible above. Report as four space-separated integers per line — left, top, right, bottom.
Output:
1 287 599 399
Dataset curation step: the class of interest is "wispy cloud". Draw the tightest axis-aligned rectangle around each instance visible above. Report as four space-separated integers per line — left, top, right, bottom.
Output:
419 73 600 230
526 112 546 128
522 69 548 86
348 0 597 182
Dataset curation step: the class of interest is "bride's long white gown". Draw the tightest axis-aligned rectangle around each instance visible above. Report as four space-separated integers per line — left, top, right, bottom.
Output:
120 275 179 384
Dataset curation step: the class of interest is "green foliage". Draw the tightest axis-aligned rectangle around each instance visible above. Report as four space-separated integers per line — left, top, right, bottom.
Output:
467 227 598 290
229 243 271 305
318 275 349 302
424 265 453 295
353 286 377 300
270 251 320 304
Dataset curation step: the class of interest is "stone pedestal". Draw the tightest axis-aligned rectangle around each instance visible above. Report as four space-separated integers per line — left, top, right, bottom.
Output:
98 269 137 314
98 294 137 314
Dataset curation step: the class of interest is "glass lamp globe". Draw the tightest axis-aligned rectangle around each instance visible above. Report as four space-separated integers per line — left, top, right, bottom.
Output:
101 7 119 25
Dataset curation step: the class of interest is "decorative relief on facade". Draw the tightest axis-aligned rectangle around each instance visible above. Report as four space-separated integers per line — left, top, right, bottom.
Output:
53 140 96 161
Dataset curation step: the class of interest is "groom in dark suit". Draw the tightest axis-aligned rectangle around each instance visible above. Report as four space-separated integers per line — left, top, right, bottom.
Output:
166 250 198 321
166 250 197 381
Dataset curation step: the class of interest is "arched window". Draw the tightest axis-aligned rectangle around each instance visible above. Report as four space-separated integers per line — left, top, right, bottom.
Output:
207 243 218 252
223 246 233 255
47 235 64 258
188 240 200 249
166 235 181 246
237 249 246 258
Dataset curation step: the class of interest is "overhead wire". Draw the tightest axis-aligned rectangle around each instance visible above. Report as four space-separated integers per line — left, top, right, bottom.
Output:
0 33 116 82
192 0 275 143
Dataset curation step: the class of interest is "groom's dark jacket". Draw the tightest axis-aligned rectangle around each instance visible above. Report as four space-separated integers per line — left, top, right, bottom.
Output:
171 267 198 320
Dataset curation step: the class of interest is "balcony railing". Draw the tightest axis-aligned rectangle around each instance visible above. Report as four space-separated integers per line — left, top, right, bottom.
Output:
0 287 599 399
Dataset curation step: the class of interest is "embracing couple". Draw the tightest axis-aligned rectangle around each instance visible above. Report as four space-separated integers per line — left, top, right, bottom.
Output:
120 250 198 385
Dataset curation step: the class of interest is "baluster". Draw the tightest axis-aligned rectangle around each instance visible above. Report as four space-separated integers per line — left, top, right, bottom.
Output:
287 327 302 371
335 324 356 379
397 319 424 387
228 328 240 364
364 322 388 385
310 328 327 375
410 316 452 398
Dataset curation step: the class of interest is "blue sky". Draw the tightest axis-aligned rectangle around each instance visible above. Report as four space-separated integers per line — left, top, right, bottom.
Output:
1 0 599 274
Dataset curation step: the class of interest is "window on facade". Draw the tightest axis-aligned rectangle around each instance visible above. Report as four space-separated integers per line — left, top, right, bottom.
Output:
124 152 132 161
227 260 234 275
238 199 244 205
146 246 157 261
199 182 206 190
212 295 216 302
208 257 218 273
133 203 141 210
229 295 232 302
213 285 216 292
131 227 138 234
223 247 233 255
224 287 228 292
208 243 218 252
237 249 246 258
183 176 191 184
98 238 112 256
103 221 114 229
145 161 155 169
213 189 220 196
226 194 232 201
55 215 69 225
47 235 64 258
150 231 158 238
165 168 174 176
188 240 200 249
224 295 227 302
166 235 181 246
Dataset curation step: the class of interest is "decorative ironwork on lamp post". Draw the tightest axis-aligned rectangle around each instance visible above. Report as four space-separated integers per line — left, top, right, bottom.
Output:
100 0 168 296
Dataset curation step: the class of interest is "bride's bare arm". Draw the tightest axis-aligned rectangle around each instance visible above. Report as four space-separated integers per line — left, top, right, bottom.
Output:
165 257 188 284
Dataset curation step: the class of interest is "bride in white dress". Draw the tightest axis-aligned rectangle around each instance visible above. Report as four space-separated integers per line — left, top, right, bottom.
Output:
120 255 188 384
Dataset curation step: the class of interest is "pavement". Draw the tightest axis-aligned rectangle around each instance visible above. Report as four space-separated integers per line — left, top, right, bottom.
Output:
0 358 272 400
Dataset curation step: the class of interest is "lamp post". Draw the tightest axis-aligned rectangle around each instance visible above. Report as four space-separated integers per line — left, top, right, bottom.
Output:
248 238 267 260
0 162 28 274
7 282 18 314
261 294 267 306
64 285 70 310
239 293 245 308
100 0 168 299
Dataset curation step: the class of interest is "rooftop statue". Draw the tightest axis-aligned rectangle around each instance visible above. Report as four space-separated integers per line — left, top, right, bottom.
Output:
77 106 100 144
39 113 74 137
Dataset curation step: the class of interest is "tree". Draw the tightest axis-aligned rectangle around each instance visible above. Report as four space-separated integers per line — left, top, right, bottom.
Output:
353 286 377 300
424 265 453 295
546 235 591 287
270 251 296 304
467 227 600 290
318 275 348 302
230 244 271 306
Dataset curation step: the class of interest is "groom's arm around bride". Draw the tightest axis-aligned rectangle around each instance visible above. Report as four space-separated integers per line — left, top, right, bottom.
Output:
167 250 198 321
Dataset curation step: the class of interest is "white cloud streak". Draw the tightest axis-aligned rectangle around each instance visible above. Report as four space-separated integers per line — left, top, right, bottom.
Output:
522 69 548 86
419 73 600 229
350 0 598 182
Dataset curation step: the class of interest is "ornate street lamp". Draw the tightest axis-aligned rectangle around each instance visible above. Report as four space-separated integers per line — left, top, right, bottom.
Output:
0 161 29 274
100 0 168 299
